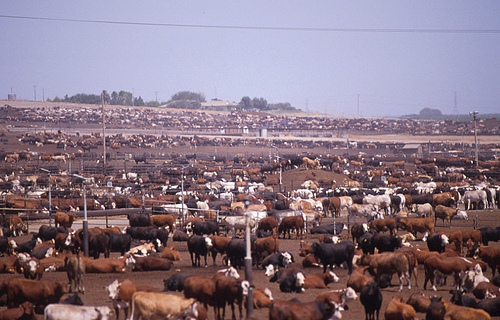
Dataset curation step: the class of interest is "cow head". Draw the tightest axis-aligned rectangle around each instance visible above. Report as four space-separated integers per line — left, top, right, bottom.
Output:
328 271 340 283
264 265 275 277
106 279 120 300
217 266 240 279
280 252 293 267
440 234 449 246
241 280 250 296
295 272 305 292
204 236 213 249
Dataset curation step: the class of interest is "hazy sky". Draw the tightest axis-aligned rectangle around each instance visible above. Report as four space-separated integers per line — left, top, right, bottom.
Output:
1 1 499 117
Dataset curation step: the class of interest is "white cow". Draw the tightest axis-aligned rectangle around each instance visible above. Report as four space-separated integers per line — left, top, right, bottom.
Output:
349 203 377 219
463 190 487 210
44 304 112 320
362 194 391 215
415 203 434 217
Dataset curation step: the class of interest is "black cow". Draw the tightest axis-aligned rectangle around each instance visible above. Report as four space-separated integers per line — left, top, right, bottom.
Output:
371 232 402 253
163 273 193 292
479 227 500 245
191 221 219 236
0 236 9 255
310 223 346 235
269 268 305 293
425 232 449 253
144 228 169 251
172 230 189 242
107 233 132 256
261 252 294 270
226 238 246 269
309 240 355 274
477 296 500 317
187 235 212 267
36 225 58 241
60 293 84 306
449 289 478 308
126 226 156 241
360 282 382 320
10 238 37 254
127 213 151 227
492 275 500 287
358 233 375 255
85 232 110 259
426 296 446 320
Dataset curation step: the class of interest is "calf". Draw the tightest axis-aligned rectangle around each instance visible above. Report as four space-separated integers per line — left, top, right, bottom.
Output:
434 204 459 227
351 222 369 243
426 296 446 320
226 238 246 269
127 213 151 227
252 288 273 309
423 232 450 253
360 282 382 320
173 229 189 241
258 216 279 234
309 240 355 274
252 235 279 266
423 255 477 291
384 296 418 320
303 271 339 289
190 221 219 236
347 266 375 292
44 304 112 320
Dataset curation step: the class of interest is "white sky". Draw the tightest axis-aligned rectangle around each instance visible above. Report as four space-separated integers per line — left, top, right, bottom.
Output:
1 1 499 117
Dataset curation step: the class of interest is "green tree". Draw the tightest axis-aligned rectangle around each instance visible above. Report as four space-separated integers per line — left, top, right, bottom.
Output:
419 107 442 117
239 96 252 109
170 91 205 102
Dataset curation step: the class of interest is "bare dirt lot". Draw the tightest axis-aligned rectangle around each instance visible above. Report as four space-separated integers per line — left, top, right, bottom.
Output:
2 208 500 320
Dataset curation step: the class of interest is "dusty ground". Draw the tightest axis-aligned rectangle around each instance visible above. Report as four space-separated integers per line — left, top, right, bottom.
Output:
1 208 500 320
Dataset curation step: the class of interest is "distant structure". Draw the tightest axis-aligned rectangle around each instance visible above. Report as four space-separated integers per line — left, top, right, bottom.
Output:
7 93 16 101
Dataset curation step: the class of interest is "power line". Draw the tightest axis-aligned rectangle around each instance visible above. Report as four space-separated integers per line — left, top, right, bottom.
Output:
1 14 500 34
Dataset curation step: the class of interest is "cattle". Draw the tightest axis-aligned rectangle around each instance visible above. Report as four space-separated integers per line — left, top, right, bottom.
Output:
85 255 135 273
189 221 219 236
44 304 113 320
106 279 162 320
433 192 456 208
472 281 500 300
126 242 156 256
133 256 173 272
84 231 110 259
477 296 500 317
268 268 305 293
328 196 353 217
423 255 478 291
207 235 231 266
222 216 256 236
163 273 193 292
423 232 450 253
0 301 36 320
252 236 279 266
303 271 339 289
363 194 392 215
36 225 58 242
268 299 343 320
214 275 249 320
368 217 398 236
54 211 76 228
173 229 190 242
9 215 26 237
463 190 488 210
351 223 369 244
150 214 176 231
359 232 403 254
384 296 418 320
187 235 213 267
359 252 412 292
262 252 294 272
399 217 435 238
347 266 375 292
440 299 491 320
159 246 182 261
7 278 68 310
406 292 431 313
105 233 131 257
278 215 304 239
463 264 489 293
183 276 216 317
302 156 320 169
314 287 358 311
360 282 383 320
473 246 500 276
64 255 85 294
127 213 151 227
449 289 478 308
129 291 205 320
251 287 273 309
434 204 459 227
415 203 434 217
226 238 247 269
310 223 347 235
479 227 500 245
426 296 446 320
349 203 376 219
9 238 38 254
126 227 169 251
258 216 279 234
309 240 355 274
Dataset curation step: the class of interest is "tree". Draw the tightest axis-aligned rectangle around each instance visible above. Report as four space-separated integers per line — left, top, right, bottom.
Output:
419 107 442 117
239 96 252 109
170 91 205 102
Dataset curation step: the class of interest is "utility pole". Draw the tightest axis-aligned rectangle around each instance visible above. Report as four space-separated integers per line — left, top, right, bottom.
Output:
102 91 106 169
33 85 36 101
469 111 479 166
357 94 360 117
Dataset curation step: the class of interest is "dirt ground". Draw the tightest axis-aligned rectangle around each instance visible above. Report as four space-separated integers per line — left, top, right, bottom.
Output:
1 208 500 320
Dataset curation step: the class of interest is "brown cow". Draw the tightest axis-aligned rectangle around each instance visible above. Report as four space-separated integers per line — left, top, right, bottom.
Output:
54 211 76 228
368 217 398 236
257 216 279 234
150 214 176 231
384 296 418 320
9 215 26 237
303 271 339 289
85 255 135 273
0 301 36 320
406 292 431 313
252 235 279 266
434 205 459 227
441 299 491 320
278 216 304 239
106 279 162 320
129 292 205 320
209 235 231 266
347 266 375 292
251 288 273 309
423 255 478 291
399 217 435 238
6 278 68 309
359 252 412 292
160 246 182 261
473 246 500 277
65 254 85 293
132 256 173 272
183 276 216 318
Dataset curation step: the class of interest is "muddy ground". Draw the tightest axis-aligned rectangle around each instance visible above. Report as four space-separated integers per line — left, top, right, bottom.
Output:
1 208 500 320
